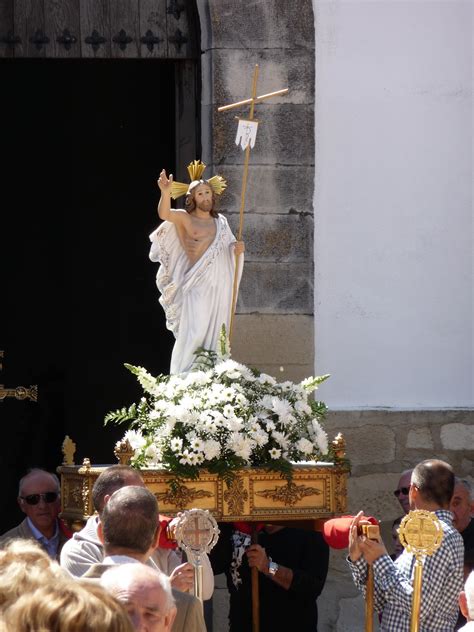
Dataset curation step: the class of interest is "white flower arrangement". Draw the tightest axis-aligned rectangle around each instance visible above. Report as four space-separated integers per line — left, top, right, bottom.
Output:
105 341 337 480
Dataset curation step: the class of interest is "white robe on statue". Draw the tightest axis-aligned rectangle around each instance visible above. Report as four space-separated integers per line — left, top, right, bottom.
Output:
149 211 243 374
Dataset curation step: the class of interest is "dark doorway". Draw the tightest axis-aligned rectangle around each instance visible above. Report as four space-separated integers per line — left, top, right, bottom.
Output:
1 59 176 532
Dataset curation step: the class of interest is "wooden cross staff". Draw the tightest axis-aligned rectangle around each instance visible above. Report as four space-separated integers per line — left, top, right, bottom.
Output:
218 64 288 341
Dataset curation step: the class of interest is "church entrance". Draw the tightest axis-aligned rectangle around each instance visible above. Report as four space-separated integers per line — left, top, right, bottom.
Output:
0 0 200 531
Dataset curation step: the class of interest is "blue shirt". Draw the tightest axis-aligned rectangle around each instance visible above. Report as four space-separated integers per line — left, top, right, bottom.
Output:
27 517 60 559
348 510 465 631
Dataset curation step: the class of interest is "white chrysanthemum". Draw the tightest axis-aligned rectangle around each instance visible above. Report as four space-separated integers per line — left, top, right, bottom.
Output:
296 437 314 455
149 410 161 420
271 397 293 420
228 432 255 461
263 419 276 431
249 427 268 447
234 393 249 407
258 395 275 411
294 400 311 415
145 443 161 463
189 436 205 452
183 370 211 387
222 404 235 419
214 359 243 376
227 417 244 432
124 430 147 451
269 447 281 459
222 387 237 401
257 373 277 386
164 418 176 433
170 437 183 452
203 440 221 460
272 430 289 449
153 399 170 412
179 449 193 465
315 427 329 455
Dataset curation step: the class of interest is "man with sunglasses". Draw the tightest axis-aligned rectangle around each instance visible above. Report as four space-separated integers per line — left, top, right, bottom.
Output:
390 468 413 560
0 468 69 560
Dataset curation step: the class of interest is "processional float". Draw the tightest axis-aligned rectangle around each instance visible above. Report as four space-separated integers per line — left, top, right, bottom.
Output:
58 66 350 632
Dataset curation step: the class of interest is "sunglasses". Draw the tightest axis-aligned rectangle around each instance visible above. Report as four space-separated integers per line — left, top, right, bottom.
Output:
393 487 410 497
20 492 59 505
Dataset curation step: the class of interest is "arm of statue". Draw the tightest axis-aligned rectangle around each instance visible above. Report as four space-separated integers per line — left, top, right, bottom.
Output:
157 169 189 228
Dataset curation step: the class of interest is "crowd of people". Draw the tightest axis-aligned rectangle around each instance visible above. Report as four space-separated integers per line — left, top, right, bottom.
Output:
0 459 472 631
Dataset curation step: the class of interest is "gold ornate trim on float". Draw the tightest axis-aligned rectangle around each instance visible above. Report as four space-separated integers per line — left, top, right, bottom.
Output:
58 435 349 529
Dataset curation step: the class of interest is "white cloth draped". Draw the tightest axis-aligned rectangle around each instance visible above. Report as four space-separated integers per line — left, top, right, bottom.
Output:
149 211 243 374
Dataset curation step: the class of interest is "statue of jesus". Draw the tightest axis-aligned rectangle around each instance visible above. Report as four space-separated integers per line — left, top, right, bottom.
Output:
149 162 244 374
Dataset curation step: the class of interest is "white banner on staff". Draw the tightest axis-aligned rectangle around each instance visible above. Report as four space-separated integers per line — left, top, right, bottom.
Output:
235 119 259 150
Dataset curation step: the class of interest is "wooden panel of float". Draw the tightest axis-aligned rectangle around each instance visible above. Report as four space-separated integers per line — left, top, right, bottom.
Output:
58 461 349 530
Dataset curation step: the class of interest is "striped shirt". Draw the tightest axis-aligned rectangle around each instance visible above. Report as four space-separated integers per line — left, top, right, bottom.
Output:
348 510 464 632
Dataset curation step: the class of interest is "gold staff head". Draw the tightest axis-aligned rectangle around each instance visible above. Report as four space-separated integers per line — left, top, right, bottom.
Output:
398 509 444 558
171 160 227 200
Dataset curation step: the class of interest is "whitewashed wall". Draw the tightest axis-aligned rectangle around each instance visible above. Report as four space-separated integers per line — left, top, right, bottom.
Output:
313 0 473 409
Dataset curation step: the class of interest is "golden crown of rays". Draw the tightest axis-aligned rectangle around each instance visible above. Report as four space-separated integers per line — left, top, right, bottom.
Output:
170 160 227 200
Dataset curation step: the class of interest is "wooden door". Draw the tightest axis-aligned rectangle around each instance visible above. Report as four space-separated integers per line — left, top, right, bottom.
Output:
0 0 199 532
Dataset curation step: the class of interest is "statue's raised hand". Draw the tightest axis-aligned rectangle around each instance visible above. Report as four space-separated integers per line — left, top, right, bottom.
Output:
157 169 173 194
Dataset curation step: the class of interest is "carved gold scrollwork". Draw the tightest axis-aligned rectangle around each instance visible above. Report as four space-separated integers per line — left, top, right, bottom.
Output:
255 482 322 506
69 480 84 509
155 483 213 511
224 476 248 515
114 439 135 465
82 479 91 515
333 470 348 513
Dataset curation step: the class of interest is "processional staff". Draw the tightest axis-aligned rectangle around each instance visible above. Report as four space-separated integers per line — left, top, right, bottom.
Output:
397 509 443 632
217 64 288 341
360 523 380 632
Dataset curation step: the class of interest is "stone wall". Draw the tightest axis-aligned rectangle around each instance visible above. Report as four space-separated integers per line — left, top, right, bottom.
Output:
198 0 316 381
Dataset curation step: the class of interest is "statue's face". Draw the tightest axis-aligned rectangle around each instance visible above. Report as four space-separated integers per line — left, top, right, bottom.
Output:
193 183 213 212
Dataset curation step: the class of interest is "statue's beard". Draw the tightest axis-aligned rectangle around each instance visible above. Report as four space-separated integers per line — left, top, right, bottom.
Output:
197 200 213 213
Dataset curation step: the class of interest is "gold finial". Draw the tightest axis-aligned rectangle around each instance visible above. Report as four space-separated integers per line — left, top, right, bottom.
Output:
62 435 76 465
332 433 346 459
170 160 227 200
82 458 91 469
114 438 135 465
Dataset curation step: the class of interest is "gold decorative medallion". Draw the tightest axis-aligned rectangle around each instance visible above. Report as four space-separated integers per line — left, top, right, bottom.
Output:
398 509 443 557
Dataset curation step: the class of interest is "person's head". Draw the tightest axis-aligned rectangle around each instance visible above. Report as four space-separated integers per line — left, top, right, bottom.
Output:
410 459 455 510
391 516 404 559
185 181 217 217
101 563 176 632
17 468 61 537
394 468 413 514
0 538 65 611
98 486 159 558
92 465 145 514
1 579 133 631
459 570 474 622
450 478 474 533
